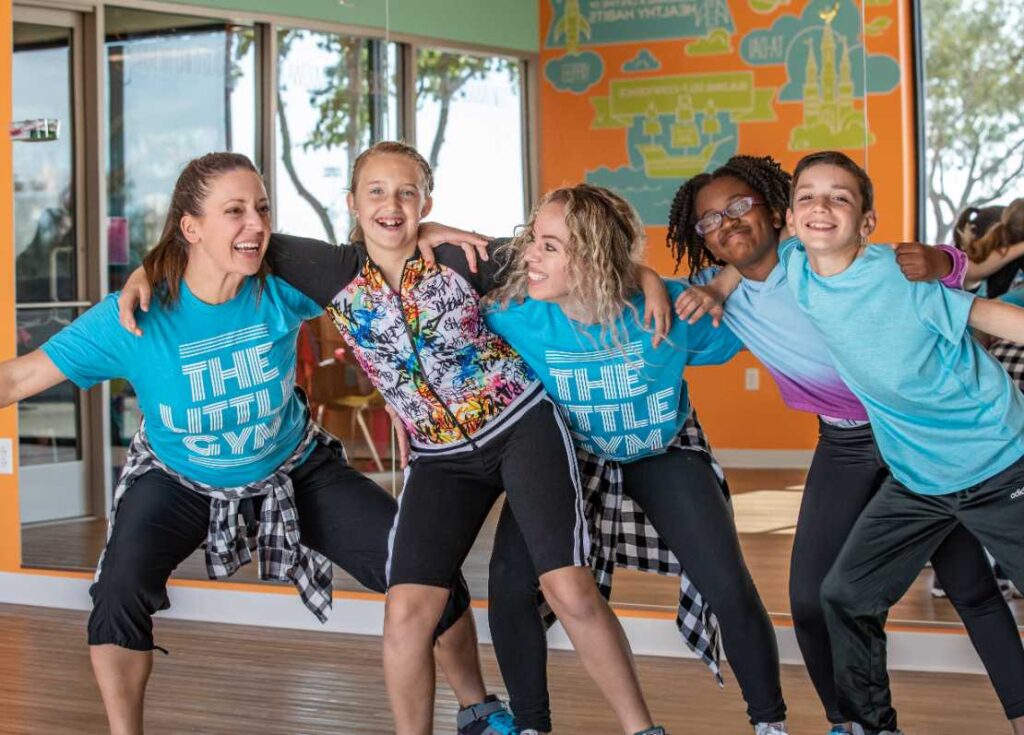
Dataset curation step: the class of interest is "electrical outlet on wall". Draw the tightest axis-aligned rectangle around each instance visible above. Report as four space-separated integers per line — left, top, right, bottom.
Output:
0 438 12 474
745 368 760 391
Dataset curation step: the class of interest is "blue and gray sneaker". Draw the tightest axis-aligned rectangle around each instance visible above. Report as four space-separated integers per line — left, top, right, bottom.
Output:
634 728 667 735
828 727 853 734
456 695 518 735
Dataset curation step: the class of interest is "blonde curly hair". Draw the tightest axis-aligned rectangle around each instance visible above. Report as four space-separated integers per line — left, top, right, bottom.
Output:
490 184 647 345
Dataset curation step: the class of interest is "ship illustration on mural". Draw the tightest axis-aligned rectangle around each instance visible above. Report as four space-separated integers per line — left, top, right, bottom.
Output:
634 96 734 178
788 2 875 150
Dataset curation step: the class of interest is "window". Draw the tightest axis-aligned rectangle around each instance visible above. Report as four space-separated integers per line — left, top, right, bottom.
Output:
416 50 525 235
918 0 1024 243
275 31 399 243
104 7 258 471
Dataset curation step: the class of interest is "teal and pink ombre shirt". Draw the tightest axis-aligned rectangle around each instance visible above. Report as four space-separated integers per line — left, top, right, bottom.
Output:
693 260 868 423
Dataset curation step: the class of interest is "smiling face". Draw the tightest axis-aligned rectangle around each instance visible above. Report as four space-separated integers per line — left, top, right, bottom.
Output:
181 169 271 276
694 176 782 273
347 152 432 257
787 163 876 257
523 200 573 306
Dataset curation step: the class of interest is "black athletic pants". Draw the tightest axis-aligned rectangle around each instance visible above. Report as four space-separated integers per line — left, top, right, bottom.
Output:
814 430 1024 732
88 442 469 650
488 449 785 731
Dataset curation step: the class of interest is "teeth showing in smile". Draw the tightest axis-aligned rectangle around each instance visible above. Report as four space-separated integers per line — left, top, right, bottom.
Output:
528 272 547 283
233 241 261 253
806 222 835 230
376 217 403 228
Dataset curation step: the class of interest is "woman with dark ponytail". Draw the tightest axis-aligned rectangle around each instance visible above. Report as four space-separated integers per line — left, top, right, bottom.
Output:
664 155 1024 735
0 152 495 735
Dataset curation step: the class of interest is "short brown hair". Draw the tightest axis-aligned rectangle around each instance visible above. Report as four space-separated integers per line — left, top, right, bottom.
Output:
792 150 874 213
144 152 264 304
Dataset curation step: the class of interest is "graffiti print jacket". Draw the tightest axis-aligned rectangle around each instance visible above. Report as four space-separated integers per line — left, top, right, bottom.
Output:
266 234 542 457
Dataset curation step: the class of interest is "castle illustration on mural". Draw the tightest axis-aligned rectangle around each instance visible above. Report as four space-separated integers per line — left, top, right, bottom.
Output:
789 2 874 150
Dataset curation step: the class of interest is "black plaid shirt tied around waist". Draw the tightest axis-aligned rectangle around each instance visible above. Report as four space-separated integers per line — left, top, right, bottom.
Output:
540 409 727 686
97 419 340 623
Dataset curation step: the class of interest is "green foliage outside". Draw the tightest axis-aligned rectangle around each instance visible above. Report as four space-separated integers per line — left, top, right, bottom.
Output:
922 0 1024 241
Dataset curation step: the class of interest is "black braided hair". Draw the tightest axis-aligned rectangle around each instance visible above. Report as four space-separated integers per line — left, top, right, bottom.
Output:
666 155 792 276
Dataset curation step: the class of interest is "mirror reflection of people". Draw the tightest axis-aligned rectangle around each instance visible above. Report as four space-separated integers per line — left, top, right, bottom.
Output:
0 152 496 735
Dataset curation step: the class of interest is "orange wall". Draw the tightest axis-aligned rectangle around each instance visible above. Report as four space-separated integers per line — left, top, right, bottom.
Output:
0 0 20 571
538 0 917 449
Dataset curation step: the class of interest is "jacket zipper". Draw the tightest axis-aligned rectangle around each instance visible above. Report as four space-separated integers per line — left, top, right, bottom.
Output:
390 260 480 451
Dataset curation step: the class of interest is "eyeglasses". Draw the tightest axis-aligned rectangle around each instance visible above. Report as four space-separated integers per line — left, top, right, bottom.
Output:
694 196 766 237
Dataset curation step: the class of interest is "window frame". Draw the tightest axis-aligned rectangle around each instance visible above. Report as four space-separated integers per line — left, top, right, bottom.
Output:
10 0 537 527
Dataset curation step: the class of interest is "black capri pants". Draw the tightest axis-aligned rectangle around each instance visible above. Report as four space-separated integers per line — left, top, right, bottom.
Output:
88 442 470 650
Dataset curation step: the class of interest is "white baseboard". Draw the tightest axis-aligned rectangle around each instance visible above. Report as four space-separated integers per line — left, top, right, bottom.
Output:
714 449 814 469
0 572 1000 676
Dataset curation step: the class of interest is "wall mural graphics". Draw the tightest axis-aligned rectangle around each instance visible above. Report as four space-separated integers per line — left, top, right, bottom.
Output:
540 0 904 227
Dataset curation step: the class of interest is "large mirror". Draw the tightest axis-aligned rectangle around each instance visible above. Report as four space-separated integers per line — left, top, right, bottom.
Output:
15 2 1021 645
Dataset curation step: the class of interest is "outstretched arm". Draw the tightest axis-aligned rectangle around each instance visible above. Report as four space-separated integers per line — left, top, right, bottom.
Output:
968 298 1024 344
674 265 741 326
0 351 68 408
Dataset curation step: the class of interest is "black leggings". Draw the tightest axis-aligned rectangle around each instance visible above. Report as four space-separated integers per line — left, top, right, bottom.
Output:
791 421 1024 723
88 442 469 650
488 449 785 731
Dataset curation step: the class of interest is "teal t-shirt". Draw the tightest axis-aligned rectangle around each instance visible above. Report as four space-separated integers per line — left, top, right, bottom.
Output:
42 276 322 487
1000 288 1024 308
484 280 743 461
783 238 1024 494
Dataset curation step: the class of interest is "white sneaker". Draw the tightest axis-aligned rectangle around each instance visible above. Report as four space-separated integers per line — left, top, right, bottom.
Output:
755 724 788 735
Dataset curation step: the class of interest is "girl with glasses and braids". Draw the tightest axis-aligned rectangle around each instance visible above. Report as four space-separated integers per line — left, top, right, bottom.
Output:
666 154 1024 735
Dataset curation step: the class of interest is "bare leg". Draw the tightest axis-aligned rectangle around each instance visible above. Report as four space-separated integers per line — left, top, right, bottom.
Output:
434 607 488 707
540 566 653 734
90 644 152 735
383 583 451 735
1012 715 1024 735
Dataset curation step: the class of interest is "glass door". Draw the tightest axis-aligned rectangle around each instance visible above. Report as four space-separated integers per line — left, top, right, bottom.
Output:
12 8 92 524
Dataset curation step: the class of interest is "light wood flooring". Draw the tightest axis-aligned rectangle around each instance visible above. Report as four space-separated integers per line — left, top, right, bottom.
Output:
20 468 1024 628
0 603 1012 734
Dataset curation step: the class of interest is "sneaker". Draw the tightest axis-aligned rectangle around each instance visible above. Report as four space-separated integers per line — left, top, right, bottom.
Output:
828 727 853 734
755 724 788 735
930 572 947 598
456 696 517 735
634 729 667 735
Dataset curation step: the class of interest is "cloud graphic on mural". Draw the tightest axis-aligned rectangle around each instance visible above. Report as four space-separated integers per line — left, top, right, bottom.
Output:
545 51 604 94
739 0 899 98
685 28 733 56
622 49 661 73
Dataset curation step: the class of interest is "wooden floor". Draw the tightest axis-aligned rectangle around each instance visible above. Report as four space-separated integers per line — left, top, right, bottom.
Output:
22 468 1023 629
0 603 1012 734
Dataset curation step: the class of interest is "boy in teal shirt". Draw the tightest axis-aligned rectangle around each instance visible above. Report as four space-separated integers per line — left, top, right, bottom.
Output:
781 151 1024 735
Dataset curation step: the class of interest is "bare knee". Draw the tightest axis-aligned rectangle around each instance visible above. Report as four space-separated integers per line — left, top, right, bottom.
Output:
384 585 449 645
538 567 604 623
